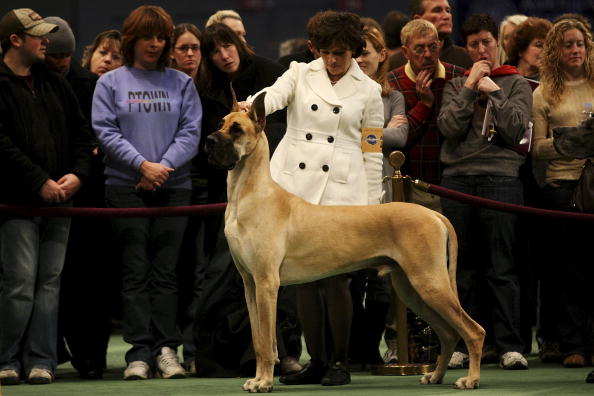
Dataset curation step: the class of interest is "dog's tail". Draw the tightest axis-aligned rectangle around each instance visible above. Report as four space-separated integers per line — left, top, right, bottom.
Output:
436 212 459 299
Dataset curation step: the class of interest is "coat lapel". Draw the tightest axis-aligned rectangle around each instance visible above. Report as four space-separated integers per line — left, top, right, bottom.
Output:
305 58 341 106
333 59 364 100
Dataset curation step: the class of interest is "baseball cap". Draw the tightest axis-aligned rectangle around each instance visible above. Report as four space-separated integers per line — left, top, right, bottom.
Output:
0 8 58 41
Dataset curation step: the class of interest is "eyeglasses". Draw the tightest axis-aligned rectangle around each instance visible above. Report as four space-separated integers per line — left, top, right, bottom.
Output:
410 42 440 56
175 44 200 53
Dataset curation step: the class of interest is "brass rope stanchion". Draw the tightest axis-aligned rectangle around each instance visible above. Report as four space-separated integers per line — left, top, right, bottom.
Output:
372 151 435 376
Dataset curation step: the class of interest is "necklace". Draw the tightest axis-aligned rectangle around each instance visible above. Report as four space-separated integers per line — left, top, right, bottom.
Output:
331 80 337 86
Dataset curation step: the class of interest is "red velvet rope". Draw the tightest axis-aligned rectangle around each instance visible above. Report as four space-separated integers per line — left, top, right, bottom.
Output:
0 184 592 221
0 202 227 218
428 184 594 222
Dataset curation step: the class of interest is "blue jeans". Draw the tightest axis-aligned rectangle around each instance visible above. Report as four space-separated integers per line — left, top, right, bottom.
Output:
441 175 524 354
0 213 71 374
105 186 190 365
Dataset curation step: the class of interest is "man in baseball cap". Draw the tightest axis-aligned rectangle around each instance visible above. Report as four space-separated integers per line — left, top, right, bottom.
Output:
0 7 92 387
0 8 58 40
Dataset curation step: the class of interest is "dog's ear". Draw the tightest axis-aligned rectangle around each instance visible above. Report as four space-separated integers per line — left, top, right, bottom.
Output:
230 83 240 113
249 92 267 133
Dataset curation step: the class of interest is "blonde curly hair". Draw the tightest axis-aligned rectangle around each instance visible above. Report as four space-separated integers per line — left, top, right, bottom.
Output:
540 18 594 104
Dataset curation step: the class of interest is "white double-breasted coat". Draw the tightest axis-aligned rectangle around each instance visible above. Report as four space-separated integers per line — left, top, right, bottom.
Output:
261 57 384 205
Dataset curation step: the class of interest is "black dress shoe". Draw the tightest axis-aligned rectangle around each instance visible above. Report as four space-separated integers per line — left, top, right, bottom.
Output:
279 360 327 385
586 370 594 384
321 362 351 386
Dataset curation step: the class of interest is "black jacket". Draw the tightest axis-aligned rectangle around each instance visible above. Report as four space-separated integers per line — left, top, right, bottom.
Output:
66 59 98 126
0 60 93 205
198 55 287 203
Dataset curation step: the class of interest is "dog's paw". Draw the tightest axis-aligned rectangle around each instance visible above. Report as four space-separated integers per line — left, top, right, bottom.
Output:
453 376 479 390
420 372 442 385
243 378 273 393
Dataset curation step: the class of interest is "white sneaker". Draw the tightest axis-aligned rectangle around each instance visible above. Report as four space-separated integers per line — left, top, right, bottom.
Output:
124 361 151 380
500 351 528 370
156 347 186 379
448 352 469 369
27 368 53 384
382 348 398 364
0 369 20 385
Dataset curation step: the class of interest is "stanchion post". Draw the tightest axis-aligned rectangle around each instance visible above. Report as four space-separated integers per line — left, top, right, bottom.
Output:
371 151 434 376
388 152 409 365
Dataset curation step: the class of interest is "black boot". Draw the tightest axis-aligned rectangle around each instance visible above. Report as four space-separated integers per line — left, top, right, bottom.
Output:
279 360 327 385
321 361 351 386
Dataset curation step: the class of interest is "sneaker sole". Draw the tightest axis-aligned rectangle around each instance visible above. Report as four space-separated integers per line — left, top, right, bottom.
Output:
161 373 186 379
27 377 52 385
0 376 20 385
124 375 148 380
501 363 528 370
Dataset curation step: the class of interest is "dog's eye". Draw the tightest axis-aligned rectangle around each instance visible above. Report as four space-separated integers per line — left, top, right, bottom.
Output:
230 122 243 137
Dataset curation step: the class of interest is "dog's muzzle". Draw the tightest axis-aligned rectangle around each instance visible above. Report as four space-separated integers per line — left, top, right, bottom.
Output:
205 131 239 170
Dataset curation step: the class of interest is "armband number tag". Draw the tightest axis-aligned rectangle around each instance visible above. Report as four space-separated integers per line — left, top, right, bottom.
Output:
361 128 384 153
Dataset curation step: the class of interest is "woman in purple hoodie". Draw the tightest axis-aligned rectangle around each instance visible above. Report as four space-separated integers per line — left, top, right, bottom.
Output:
92 5 201 381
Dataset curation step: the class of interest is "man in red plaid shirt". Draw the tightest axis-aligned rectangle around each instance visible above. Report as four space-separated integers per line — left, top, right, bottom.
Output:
387 19 465 210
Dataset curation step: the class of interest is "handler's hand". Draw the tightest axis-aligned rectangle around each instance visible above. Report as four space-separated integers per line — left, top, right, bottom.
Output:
416 69 434 107
464 61 491 91
139 161 173 187
39 179 67 203
238 101 252 112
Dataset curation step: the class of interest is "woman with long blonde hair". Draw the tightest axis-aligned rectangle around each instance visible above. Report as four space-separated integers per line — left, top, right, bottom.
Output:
531 17 594 370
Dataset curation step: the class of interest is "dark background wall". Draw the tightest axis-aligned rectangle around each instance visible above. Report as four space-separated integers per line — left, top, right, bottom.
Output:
1 1 592 60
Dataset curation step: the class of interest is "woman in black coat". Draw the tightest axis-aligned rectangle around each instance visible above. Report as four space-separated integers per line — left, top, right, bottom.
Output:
192 23 301 377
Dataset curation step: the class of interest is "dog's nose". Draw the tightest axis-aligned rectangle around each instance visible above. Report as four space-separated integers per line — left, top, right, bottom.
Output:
205 134 219 148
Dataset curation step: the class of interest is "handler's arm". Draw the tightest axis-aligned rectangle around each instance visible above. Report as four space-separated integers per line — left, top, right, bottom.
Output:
362 84 385 205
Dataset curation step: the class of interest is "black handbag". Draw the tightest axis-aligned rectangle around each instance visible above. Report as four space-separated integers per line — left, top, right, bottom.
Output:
571 158 594 212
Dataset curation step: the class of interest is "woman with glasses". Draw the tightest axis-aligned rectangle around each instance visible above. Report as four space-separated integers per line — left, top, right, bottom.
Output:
171 23 201 83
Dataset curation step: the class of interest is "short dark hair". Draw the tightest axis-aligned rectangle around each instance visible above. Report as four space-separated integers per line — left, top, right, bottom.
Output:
81 29 121 69
121 5 173 70
310 11 365 58
305 10 328 39
507 17 552 66
461 14 498 44
382 10 410 48
200 22 254 86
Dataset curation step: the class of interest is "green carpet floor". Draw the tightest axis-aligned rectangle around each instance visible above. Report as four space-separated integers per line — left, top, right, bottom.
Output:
2 335 593 396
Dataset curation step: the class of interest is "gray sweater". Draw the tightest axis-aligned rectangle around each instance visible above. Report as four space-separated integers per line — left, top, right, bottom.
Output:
437 73 532 177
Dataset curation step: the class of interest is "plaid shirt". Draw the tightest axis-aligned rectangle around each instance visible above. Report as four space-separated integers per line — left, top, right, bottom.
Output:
387 62 465 184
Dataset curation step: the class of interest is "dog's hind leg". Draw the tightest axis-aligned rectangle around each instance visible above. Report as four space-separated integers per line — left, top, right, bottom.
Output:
390 267 459 386
390 264 484 389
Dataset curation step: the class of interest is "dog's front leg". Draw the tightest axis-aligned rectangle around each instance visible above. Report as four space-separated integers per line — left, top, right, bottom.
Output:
240 272 262 392
241 271 280 393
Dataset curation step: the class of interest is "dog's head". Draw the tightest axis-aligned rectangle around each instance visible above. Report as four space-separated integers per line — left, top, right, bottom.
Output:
553 116 594 159
205 91 267 170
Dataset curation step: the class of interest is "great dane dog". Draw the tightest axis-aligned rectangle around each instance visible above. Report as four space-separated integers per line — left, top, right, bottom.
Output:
205 92 485 393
